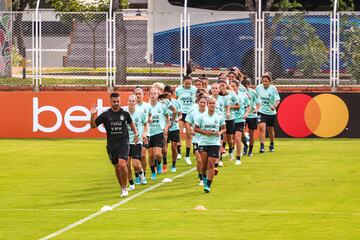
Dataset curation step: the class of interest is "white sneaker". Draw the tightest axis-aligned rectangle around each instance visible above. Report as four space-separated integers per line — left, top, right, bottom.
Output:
229 153 235 161
177 154 182 160
185 157 192 165
235 160 242 165
240 151 243 157
218 161 224 167
127 184 135 191
199 180 204 186
120 188 128 198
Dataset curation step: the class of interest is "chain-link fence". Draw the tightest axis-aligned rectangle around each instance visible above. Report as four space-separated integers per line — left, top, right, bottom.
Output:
339 12 360 86
0 11 34 86
38 11 108 86
1 10 360 89
263 12 331 85
188 12 256 83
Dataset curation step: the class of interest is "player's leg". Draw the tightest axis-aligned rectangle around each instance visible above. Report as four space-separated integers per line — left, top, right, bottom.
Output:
126 154 135 191
148 146 156 180
204 146 220 193
141 145 147 178
162 137 169 173
247 118 258 157
132 144 144 185
170 140 178 172
267 114 276 152
234 128 243 165
194 144 203 185
199 148 208 188
258 113 266 153
226 120 235 160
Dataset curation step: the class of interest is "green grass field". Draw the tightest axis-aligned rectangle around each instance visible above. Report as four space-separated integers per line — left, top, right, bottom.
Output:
0 138 359 240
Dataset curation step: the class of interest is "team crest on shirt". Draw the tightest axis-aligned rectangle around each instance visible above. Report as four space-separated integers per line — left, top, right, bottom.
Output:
120 115 124 121
157 109 161 114
134 117 139 123
214 119 218 124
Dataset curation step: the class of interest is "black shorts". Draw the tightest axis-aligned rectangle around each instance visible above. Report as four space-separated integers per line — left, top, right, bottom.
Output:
192 143 199 154
246 118 258 130
148 133 164 148
234 122 245 132
199 145 220 158
129 144 142 160
180 113 187 122
258 112 276 127
225 119 235 134
107 143 129 165
167 130 180 143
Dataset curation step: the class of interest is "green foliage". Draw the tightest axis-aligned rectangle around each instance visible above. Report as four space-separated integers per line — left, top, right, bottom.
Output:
330 0 355 11
340 14 360 83
273 0 303 11
280 13 328 77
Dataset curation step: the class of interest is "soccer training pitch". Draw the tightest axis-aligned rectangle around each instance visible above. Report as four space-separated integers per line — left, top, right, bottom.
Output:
0 138 359 239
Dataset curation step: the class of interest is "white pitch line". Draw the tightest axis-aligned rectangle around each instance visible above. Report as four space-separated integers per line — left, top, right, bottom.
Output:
2 208 360 216
38 167 196 240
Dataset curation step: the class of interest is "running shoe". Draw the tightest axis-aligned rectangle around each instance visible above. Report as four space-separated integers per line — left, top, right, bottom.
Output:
243 144 248 155
235 160 242 165
203 185 210 193
128 184 135 191
218 161 224 167
269 146 275 152
185 157 192 165
248 152 253 157
156 163 162 174
229 152 235 161
162 164 167 173
135 177 141 185
120 188 128 198
176 154 182 160
260 147 265 153
203 177 207 187
199 180 204 186
151 172 157 180
171 166 176 173
142 177 148 185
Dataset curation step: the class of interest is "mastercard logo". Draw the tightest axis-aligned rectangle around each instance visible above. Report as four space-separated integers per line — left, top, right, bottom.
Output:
277 94 349 138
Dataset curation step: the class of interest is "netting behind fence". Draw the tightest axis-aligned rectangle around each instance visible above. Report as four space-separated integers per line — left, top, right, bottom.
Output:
189 12 256 82
339 12 360 86
264 12 331 85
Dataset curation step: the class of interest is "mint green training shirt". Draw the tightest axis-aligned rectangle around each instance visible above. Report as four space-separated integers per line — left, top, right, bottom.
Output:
255 84 280 115
175 85 197 114
195 111 225 146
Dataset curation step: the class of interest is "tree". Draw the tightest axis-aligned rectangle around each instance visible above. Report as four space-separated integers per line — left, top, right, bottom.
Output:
11 0 35 79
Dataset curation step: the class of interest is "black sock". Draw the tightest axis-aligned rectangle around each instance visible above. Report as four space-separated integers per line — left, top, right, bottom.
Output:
135 172 139 178
150 166 156 173
222 142 226 148
163 156 167 165
270 142 274 147
207 180 212 187
129 179 134 185
177 145 181 155
260 143 264 148
143 171 146 177
229 147 233 154
155 160 160 166
198 174 203 180
186 147 190 157
249 145 254 153
202 174 207 180
215 163 219 168
139 171 143 176
220 154 223 161
236 156 241 160
172 160 176 168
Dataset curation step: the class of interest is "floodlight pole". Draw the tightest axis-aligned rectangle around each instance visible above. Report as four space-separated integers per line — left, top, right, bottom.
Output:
331 0 339 90
181 0 189 84
256 0 263 85
33 0 41 91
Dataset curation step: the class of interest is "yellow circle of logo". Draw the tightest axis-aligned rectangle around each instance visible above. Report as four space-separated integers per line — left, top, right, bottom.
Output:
304 94 349 138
